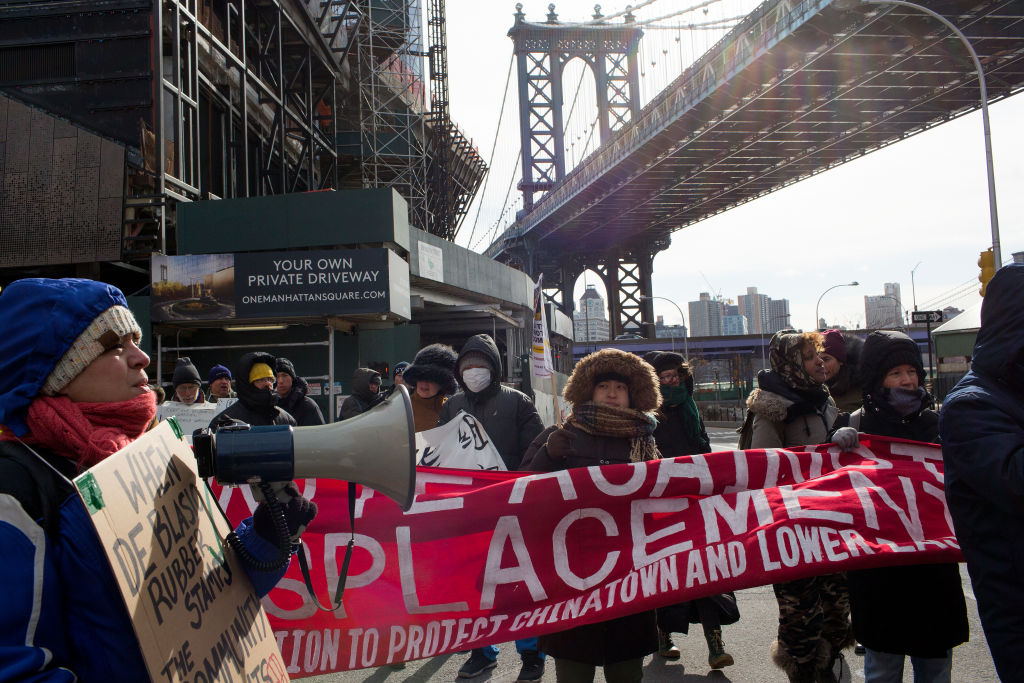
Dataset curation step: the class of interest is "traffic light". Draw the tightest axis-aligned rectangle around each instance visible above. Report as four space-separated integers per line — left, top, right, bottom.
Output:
978 248 996 296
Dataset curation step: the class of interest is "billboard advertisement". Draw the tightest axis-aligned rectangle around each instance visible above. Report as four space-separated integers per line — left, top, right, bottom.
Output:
152 248 408 322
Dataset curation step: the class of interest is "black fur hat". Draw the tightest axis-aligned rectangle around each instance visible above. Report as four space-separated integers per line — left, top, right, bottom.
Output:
401 344 459 396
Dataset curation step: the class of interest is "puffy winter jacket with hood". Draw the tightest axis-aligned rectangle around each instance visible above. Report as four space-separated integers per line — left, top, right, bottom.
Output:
437 334 544 470
210 351 297 430
339 368 384 420
940 263 1024 680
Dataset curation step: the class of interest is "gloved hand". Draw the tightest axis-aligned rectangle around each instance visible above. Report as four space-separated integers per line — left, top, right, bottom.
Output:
832 426 860 451
252 482 318 546
546 428 577 461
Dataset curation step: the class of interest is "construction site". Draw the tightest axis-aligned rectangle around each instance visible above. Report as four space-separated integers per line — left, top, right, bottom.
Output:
0 0 486 290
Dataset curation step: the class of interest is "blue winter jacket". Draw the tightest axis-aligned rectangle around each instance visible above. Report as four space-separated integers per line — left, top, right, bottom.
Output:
0 442 287 682
939 263 1024 681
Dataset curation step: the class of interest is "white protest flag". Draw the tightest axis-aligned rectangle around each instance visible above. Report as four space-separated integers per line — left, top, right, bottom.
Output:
414 410 506 470
531 274 554 378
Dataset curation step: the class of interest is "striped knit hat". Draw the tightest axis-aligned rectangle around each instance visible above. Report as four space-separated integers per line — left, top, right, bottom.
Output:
0 278 141 436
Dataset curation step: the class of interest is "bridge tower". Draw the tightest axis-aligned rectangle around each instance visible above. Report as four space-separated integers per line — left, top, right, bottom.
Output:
510 4 657 337
509 3 642 213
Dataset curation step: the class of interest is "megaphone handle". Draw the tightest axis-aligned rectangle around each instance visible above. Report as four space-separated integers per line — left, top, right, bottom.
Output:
297 481 357 612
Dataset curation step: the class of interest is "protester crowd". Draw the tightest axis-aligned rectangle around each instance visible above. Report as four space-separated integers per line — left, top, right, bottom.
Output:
1 265 1021 682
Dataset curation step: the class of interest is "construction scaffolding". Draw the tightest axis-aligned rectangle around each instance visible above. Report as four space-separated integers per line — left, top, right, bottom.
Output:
0 0 486 289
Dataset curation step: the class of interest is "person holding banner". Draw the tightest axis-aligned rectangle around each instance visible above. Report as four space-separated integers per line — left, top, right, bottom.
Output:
744 329 854 683
0 278 316 682
845 330 968 682
644 351 737 669
940 262 1024 682
521 347 662 682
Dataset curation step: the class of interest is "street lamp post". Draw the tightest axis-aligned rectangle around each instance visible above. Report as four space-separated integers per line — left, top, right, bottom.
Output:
815 281 859 330
641 295 689 360
911 261 923 311
854 0 1001 268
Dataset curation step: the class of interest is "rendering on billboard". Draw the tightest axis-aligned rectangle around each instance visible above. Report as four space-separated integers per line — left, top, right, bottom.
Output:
151 248 394 322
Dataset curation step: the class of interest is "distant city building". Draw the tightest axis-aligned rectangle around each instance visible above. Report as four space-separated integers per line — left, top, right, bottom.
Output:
654 315 687 339
768 298 792 332
573 285 610 341
722 312 749 336
865 282 903 329
738 287 771 334
689 292 724 337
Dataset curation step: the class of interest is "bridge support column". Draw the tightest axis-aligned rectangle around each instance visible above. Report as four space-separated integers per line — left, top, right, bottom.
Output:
597 251 656 339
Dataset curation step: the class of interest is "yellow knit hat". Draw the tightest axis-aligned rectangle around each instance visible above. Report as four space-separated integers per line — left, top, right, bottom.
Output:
248 362 275 383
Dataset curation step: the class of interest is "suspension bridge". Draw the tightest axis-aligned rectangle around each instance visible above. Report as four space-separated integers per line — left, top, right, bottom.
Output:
464 0 1024 335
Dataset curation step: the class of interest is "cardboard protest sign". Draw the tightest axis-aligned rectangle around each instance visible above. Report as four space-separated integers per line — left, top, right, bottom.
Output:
414 410 506 470
215 435 962 677
76 421 288 683
157 398 237 444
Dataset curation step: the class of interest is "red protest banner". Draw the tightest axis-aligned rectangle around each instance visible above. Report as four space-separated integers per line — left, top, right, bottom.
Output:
214 435 960 677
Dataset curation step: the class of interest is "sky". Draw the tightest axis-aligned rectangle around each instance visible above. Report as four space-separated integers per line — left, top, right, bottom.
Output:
444 0 1023 332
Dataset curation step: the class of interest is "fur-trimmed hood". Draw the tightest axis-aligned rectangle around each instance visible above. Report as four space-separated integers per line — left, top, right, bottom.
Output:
565 348 661 412
745 387 794 423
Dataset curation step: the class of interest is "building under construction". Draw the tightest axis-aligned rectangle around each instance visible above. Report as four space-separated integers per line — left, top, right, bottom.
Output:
0 0 486 292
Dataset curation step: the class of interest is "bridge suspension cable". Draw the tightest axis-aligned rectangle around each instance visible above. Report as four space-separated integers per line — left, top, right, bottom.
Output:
465 53 515 251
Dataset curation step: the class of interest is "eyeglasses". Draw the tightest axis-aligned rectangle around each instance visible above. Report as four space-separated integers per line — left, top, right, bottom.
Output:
252 377 274 389
658 371 681 382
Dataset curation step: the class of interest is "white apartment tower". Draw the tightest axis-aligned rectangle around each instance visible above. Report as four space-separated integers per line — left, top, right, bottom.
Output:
573 285 610 341
865 282 903 329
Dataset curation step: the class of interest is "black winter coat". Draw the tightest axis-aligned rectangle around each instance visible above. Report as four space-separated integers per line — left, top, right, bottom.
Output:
939 263 1024 679
437 334 544 470
210 352 296 430
339 368 383 421
847 405 968 657
654 401 710 458
522 424 659 664
278 377 325 426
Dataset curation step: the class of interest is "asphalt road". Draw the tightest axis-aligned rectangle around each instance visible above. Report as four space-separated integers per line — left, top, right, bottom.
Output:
304 566 996 682
301 428 999 682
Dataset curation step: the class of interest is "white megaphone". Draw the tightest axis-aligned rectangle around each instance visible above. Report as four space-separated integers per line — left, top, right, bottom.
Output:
193 384 416 510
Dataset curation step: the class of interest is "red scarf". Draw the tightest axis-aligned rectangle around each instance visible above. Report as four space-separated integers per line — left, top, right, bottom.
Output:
12 393 157 470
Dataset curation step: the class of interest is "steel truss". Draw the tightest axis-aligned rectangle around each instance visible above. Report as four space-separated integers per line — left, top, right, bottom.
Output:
509 4 642 212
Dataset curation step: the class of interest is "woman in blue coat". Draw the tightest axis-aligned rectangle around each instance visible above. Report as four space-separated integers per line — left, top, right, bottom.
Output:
0 278 315 682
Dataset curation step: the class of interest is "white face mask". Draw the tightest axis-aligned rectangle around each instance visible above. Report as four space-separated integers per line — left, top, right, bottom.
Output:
462 368 492 393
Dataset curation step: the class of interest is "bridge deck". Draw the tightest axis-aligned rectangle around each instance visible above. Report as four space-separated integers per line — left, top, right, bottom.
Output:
486 0 1024 273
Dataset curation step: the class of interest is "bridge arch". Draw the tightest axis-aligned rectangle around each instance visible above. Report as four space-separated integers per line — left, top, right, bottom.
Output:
509 5 642 212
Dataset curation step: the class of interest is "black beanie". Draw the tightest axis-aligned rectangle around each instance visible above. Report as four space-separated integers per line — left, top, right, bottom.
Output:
275 357 296 379
172 357 202 388
860 330 925 390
